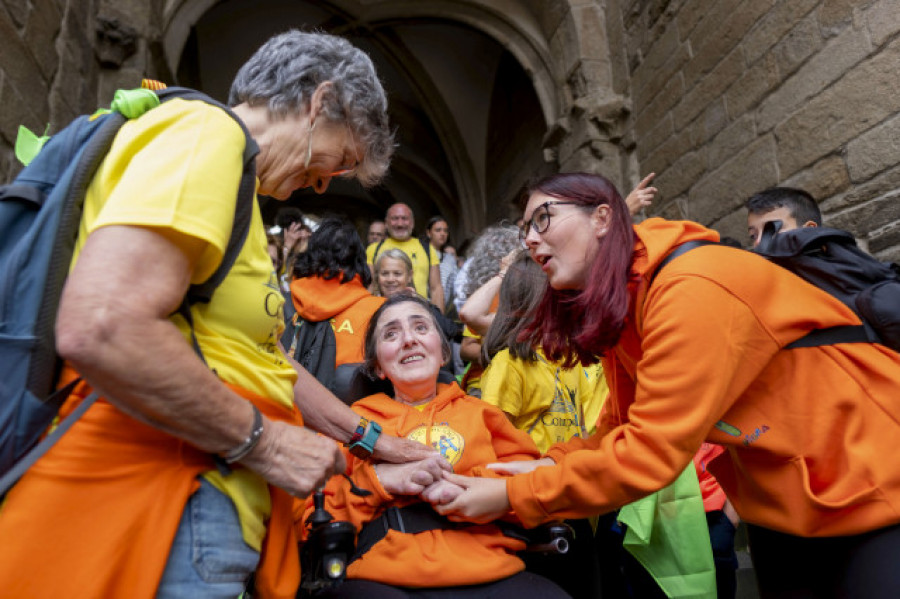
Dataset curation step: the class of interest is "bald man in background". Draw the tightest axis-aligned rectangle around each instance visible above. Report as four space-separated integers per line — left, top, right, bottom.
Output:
366 202 444 312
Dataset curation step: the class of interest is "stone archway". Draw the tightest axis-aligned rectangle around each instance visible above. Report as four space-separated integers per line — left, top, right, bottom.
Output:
159 0 626 243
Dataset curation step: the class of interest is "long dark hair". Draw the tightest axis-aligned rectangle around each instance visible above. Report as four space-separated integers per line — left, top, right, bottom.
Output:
520 172 636 366
293 216 372 286
481 251 545 364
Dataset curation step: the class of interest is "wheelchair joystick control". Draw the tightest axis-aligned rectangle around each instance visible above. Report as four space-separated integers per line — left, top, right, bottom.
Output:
299 488 358 597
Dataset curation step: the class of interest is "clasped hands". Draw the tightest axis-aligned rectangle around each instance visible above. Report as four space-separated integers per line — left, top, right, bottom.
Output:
374 456 555 524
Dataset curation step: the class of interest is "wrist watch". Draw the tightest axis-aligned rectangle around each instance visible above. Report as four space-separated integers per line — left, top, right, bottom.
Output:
348 420 382 459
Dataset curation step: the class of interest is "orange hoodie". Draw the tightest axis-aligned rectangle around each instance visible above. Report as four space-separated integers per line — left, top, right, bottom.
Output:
0 372 303 599
291 275 385 366
299 383 541 588
508 218 900 537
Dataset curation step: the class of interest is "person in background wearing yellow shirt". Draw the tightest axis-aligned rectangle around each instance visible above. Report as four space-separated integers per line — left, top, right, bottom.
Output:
480 250 607 599
366 202 444 312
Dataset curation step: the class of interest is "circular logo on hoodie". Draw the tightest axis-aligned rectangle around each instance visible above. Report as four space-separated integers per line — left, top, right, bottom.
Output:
407 425 465 466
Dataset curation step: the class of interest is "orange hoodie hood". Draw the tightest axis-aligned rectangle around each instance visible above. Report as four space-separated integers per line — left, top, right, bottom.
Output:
289 274 385 366
291 275 374 321
631 217 720 277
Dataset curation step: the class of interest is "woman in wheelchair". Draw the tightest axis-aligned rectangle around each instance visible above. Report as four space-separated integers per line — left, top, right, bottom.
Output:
299 292 570 598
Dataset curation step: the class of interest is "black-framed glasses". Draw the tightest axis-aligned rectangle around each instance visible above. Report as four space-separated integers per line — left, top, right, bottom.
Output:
519 201 581 240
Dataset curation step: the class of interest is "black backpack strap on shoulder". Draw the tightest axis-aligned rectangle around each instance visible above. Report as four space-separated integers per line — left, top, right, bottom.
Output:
420 237 432 262
784 324 875 349
154 88 259 367
648 240 717 287
373 239 386 260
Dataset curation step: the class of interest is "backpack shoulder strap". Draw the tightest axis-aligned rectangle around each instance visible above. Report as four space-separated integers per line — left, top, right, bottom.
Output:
784 325 874 349
373 239 386 260
420 237 433 262
652 238 876 350
647 240 716 287
155 88 260 365
155 87 259 304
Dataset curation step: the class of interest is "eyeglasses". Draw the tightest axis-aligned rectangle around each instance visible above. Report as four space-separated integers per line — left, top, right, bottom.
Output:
518 201 581 240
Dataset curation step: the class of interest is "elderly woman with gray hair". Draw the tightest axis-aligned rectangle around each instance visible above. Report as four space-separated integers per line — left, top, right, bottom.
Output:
0 30 438 599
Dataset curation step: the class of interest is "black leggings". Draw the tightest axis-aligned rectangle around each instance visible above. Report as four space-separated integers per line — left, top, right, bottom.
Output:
748 521 900 598
315 571 571 599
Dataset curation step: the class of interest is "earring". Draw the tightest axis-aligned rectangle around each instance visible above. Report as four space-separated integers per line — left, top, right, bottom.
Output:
304 118 316 169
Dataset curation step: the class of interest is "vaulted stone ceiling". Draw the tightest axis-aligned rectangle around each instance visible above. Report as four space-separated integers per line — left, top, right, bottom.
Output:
163 0 560 244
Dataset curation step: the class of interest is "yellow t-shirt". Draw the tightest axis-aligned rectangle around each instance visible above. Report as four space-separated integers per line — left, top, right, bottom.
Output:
76 98 296 550
460 325 484 395
480 349 608 454
367 237 439 298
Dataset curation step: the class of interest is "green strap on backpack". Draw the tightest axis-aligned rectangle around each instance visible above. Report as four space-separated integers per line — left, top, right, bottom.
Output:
15 88 161 166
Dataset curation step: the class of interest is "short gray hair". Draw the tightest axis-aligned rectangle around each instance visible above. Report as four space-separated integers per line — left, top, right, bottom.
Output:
463 224 521 297
229 30 394 186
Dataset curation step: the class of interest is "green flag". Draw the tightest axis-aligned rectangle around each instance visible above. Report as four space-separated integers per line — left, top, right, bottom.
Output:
618 464 717 599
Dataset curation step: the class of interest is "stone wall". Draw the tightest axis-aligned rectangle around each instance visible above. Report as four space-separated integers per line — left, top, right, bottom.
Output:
1 0 94 181
622 0 900 259
0 0 158 183
4 0 899 261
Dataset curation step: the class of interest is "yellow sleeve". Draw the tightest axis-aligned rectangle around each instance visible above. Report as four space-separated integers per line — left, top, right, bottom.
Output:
87 99 246 283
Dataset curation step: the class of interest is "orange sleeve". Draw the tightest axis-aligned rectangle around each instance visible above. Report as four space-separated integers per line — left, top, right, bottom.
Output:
469 406 541 478
508 273 781 526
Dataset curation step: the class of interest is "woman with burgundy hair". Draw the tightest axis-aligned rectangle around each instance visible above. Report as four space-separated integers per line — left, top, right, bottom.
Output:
429 171 900 597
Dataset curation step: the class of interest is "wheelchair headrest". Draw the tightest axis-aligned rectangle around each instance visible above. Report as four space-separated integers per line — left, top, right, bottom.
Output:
332 363 458 406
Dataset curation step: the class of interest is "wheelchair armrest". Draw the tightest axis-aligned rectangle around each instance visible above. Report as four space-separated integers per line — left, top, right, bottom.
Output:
499 520 575 555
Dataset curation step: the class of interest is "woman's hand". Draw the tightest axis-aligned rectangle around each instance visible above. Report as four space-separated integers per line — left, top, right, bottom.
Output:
487 457 555 475
625 173 657 217
373 433 444 464
374 455 452 495
420 479 465 505
499 247 521 275
283 221 304 253
430 472 511 524
242 420 346 498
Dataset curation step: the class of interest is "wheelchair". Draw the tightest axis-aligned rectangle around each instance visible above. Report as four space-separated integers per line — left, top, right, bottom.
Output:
297 363 576 598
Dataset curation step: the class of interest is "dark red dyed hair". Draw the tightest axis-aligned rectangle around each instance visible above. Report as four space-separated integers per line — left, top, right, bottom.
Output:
519 172 636 366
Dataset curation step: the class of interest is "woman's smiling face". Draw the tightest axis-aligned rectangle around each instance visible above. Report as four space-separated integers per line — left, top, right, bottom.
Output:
374 301 444 403
376 257 412 298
